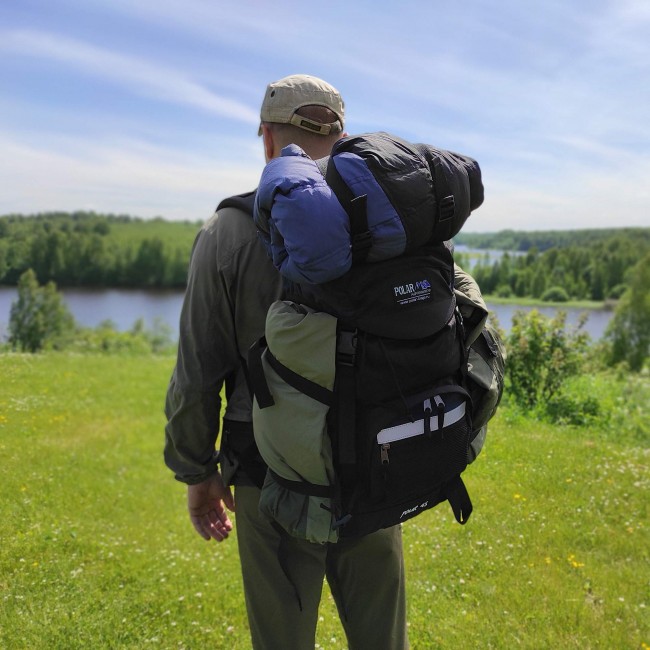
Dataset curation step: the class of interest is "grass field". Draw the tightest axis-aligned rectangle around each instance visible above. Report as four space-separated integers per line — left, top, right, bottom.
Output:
483 295 611 311
106 217 201 254
1 353 648 649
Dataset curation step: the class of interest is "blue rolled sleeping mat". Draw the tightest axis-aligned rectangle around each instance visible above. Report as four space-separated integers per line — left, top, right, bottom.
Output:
254 131 484 286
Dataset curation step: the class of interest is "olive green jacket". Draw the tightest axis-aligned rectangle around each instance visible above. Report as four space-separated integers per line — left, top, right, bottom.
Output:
164 193 282 485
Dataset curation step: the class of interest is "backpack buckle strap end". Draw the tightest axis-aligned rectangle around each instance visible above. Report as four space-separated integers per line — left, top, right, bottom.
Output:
247 337 275 409
332 513 353 529
444 475 473 525
438 195 455 222
335 326 358 470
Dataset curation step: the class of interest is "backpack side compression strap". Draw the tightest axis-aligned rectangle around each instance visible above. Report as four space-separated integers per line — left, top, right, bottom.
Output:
443 475 473 524
333 326 358 474
413 145 456 224
247 337 275 409
268 468 335 499
265 349 334 407
247 336 334 409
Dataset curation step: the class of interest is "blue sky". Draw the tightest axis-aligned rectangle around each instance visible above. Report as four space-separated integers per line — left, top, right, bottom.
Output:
1 0 648 232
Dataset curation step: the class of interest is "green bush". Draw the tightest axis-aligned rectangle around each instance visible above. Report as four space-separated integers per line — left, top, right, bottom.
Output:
607 283 628 300
506 309 590 411
495 284 512 298
72 319 175 355
545 393 601 426
73 320 153 354
540 286 569 302
8 269 75 352
605 253 650 371
7 270 175 355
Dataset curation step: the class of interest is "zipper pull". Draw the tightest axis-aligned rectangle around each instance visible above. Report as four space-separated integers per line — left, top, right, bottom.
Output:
380 443 390 465
434 394 446 435
423 398 432 437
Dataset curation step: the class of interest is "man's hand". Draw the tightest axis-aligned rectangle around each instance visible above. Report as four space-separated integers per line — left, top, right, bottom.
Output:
187 473 235 542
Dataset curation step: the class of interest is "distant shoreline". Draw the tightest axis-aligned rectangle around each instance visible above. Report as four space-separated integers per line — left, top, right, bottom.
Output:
484 295 616 311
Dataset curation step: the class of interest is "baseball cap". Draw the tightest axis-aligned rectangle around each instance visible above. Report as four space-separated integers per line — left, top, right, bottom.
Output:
258 74 345 136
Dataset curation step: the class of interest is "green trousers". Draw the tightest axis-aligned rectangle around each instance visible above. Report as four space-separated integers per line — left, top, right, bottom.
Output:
235 485 409 650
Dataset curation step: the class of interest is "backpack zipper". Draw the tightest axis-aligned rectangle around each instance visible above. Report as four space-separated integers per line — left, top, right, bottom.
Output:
381 443 390 465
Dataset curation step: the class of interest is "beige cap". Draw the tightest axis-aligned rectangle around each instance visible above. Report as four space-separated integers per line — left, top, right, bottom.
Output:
258 74 344 136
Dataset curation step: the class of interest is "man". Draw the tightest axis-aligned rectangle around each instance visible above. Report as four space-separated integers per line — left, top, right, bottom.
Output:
164 74 409 650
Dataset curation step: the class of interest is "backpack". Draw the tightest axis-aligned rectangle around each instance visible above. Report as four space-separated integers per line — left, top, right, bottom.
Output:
247 133 504 542
248 267 505 543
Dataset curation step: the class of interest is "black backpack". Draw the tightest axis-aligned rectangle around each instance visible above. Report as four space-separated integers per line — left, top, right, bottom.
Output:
244 133 504 541
248 248 505 541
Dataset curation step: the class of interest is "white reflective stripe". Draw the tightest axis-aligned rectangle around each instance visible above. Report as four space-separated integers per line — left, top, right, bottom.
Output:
376 401 466 444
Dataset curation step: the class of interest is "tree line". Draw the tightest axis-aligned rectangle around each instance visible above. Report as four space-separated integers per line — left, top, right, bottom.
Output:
454 227 649 253
0 211 200 288
455 229 650 302
2 213 648 303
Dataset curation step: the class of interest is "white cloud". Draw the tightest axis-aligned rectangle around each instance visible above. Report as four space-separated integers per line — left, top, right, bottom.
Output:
1 30 260 124
474 148 650 233
0 132 264 220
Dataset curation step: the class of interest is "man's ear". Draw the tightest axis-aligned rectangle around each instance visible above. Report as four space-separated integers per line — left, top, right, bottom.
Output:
261 123 275 162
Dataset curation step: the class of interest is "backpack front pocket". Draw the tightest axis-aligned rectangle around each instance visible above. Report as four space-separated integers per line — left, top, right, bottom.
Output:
368 388 471 506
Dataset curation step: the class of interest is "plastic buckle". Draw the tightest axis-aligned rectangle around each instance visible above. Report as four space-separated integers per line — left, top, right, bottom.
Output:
352 230 372 248
337 330 357 366
351 230 372 263
332 513 352 529
438 195 455 222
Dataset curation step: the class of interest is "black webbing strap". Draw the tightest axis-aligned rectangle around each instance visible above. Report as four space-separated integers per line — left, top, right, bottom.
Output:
443 475 473 524
319 157 372 265
220 419 267 489
270 519 303 611
265 350 334 407
334 327 358 470
247 337 334 409
247 337 274 409
216 189 256 213
348 195 371 264
268 468 334 499
414 144 456 224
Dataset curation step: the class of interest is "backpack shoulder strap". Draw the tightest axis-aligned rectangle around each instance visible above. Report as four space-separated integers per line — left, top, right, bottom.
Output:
216 190 256 215
315 157 372 265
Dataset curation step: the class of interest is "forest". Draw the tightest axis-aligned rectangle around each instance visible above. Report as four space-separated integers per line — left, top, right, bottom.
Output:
0 211 201 288
453 227 649 253
454 229 649 302
1 212 649 302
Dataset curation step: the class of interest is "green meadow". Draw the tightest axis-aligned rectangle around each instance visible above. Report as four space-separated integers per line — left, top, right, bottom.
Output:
1 353 648 649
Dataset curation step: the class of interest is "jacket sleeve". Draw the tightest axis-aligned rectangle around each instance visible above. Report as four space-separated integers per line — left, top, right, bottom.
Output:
164 206 283 485
163 215 241 484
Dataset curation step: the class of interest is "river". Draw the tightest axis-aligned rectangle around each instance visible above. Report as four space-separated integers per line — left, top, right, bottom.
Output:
0 286 614 342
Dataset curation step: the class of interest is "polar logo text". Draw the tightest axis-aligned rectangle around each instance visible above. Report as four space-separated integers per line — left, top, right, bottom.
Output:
400 501 429 519
393 279 432 306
